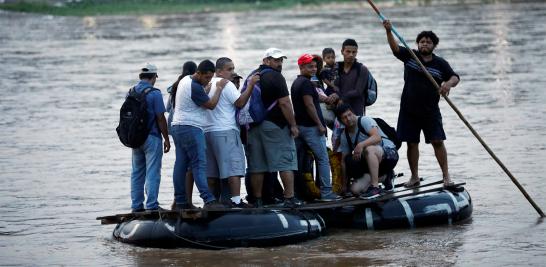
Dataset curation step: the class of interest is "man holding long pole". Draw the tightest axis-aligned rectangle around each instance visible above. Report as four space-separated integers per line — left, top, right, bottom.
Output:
383 20 460 188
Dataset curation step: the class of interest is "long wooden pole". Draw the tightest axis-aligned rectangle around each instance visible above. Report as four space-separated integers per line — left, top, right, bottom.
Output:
365 0 545 217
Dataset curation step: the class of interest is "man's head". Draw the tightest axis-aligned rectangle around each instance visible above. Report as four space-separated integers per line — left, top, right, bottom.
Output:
139 63 158 85
297 54 317 78
263 48 287 71
322 47 335 66
230 73 243 89
193 59 215 86
335 103 357 128
182 61 197 77
215 57 235 79
341 39 358 64
416 31 439 56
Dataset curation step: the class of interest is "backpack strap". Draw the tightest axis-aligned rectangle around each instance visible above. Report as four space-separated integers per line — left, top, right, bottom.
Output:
345 116 364 151
258 68 278 110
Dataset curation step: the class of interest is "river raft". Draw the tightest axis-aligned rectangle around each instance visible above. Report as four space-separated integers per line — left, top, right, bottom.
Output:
98 181 472 249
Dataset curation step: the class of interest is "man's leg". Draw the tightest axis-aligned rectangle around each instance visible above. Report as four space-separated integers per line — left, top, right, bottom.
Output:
251 173 264 198
143 135 163 210
130 146 146 211
406 142 420 186
172 126 188 206
299 126 334 197
279 171 295 198
431 140 451 186
187 127 216 204
207 177 220 199
228 176 241 203
363 146 384 187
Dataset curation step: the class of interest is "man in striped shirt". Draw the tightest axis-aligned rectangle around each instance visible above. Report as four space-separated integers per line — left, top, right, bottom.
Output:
383 20 460 188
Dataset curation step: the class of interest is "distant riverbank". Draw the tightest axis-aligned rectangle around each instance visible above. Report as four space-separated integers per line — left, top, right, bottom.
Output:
0 0 355 16
0 0 510 17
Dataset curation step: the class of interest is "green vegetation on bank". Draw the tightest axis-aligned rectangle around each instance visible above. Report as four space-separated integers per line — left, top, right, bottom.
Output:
0 0 354 16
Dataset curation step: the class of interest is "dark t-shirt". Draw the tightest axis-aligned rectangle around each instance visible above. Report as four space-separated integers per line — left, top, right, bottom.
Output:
395 46 459 115
291 75 324 127
319 65 337 95
258 64 290 128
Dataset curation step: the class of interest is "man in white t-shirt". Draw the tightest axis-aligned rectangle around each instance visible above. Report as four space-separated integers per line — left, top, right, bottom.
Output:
171 60 227 210
205 57 259 208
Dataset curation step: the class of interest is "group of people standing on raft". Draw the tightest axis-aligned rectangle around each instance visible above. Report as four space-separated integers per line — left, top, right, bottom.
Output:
125 20 460 212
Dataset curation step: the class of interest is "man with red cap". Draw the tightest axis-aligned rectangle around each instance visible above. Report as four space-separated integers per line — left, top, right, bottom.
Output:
291 54 341 201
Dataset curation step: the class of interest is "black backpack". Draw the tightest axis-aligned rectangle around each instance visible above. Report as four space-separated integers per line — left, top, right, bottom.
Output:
352 116 401 150
116 87 157 148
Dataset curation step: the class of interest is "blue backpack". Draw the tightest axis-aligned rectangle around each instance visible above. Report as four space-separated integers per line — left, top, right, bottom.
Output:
237 68 275 127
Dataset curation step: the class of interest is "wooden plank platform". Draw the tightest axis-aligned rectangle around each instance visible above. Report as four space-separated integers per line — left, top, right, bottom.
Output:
97 180 465 225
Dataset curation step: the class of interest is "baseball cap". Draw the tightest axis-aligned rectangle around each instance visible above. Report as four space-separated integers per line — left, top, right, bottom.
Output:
263 48 287 59
140 63 158 74
297 54 314 66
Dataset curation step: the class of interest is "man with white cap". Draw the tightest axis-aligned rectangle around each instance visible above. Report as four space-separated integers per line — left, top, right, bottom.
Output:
246 48 302 208
129 63 170 212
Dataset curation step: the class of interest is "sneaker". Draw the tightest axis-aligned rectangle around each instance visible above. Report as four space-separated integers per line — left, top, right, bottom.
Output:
131 208 145 213
173 203 197 211
203 200 226 210
253 198 264 208
320 192 342 202
359 186 383 199
383 170 395 192
283 197 303 208
231 201 253 208
146 206 167 212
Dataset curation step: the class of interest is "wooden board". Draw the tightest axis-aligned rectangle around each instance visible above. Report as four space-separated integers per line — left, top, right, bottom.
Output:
97 180 464 225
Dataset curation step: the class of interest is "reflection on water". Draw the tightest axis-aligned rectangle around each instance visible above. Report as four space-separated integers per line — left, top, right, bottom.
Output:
0 2 545 266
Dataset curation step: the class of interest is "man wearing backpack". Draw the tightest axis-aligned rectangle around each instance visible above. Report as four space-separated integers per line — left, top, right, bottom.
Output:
171 60 228 210
383 20 459 188
204 57 259 208
291 54 340 201
126 63 170 212
331 39 377 116
335 104 399 199
246 48 302 208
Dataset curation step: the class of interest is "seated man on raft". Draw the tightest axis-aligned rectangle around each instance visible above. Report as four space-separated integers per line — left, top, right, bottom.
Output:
335 104 399 199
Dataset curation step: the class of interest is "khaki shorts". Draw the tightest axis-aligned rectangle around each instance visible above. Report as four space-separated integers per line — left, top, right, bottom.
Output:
205 130 246 179
246 120 298 173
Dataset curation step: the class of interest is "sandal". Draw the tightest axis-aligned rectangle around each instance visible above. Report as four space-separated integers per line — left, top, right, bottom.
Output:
404 179 421 188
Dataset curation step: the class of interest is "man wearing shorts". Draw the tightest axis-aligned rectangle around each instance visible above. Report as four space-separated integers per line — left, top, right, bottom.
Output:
246 48 302 208
383 20 460 188
336 104 399 199
205 57 258 208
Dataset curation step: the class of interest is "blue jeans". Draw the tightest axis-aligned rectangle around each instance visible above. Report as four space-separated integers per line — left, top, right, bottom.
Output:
172 125 215 204
131 135 163 210
298 126 333 195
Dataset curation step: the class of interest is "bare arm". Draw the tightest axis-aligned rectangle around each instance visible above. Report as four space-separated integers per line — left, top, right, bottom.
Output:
234 74 260 108
352 127 381 161
202 79 228 110
156 113 170 153
383 20 400 54
278 96 299 137
303 95 326 135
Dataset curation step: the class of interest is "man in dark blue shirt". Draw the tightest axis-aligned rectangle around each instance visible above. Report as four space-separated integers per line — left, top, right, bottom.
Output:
383 20 460 188
129 63 170 212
